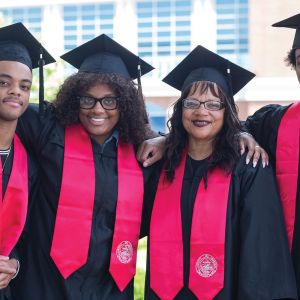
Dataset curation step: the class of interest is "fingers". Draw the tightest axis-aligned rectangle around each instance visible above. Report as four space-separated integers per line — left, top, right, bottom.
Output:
142 151 162 167
136 136 166 166
239 139 246 155
0 273 14 289
0 256 9 261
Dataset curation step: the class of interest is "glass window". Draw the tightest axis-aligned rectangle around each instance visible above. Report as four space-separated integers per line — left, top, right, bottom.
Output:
217 19 234 25
100 14 114 19
138 22 152 28
100 24 113 30
158 21 170 27
137 2 153 9
99 4 114 10
157 11 170 17
139 51 152 57
82 5 95 12
138 42 152 48
176 40 190 46
158 41 170 47
217 39 235 45
217 29 234 35
158 51 170 56
157 2 171 8
64 35 77 41
158 31 170 37
138 32 152 38
138 12 152 18
176 50 189 56
82 15 95 21
176 20 190 27
82 25 94 31
65 25 77 31
176 31 190 37
64 6 77 13
175 11 190 16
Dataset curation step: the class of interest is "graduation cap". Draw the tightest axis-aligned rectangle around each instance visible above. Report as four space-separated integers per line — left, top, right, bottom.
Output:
162 45 255 98
0 22 56 114
60 34 154 79
272 13 300 49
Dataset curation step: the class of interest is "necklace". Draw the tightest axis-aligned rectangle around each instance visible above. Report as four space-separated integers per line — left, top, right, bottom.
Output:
1 146 11 172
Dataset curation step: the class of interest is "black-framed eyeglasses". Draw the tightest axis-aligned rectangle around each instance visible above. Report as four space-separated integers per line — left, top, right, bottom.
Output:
78 95 119 110
182 98 224 111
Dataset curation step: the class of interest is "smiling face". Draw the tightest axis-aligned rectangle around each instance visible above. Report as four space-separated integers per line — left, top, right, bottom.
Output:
0 61 32 123
182 81 225 145
79 83 120 144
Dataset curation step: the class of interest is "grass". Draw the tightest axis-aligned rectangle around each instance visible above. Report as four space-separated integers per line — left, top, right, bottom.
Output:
134 237 147 300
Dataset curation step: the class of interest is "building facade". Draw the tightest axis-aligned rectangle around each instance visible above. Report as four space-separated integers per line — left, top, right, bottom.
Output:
0 0 299 129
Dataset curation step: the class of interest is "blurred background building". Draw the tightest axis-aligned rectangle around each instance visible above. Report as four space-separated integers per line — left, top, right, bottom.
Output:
0 0 299 131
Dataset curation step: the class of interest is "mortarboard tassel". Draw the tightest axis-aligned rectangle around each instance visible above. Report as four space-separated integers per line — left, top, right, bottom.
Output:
38 46 45 117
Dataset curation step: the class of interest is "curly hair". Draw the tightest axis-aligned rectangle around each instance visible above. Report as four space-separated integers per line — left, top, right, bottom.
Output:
285 48 296 69
53 72 149 145
164 81 241 183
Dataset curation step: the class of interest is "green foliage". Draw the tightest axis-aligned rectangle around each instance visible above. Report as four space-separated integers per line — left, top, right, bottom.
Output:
134 237 147 300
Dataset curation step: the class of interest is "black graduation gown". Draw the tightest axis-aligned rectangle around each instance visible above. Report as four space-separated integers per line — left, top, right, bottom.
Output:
143 155 297 300
0 142 39 300
245 104 300 299
11 104 157 300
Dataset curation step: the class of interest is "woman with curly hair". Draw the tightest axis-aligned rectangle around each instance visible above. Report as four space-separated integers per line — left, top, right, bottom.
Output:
143 46 297 300
11 34 157 300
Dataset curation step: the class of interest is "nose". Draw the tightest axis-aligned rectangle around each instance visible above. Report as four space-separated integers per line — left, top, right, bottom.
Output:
8 83 21 97
92 100 105 113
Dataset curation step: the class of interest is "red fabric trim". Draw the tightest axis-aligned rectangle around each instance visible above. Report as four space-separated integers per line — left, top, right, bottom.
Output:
276 102 300 250
189 167 231 300
150 152 231 300
109 140 144 291
0 134 28 255
50 124 95 278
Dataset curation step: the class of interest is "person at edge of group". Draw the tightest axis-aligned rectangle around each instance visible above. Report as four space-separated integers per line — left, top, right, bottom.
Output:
141 45 297 300
10 34 158 300
0 23 55 299
244 13 300 299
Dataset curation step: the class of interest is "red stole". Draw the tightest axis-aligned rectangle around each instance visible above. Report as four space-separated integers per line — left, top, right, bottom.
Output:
50 124 144 292
0 134 28 256
150 152 231 300
276 102 300 249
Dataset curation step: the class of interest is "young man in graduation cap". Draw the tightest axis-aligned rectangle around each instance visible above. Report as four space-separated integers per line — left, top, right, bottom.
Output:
143 45 297 300
0 22 54 297
12 34 158 300
244 13 300 298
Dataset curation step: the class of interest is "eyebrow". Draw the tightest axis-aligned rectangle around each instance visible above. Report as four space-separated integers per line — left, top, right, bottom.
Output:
0 73 32 84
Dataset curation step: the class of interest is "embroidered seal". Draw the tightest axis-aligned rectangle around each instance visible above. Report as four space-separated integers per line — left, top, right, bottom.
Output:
195 254 218 278
116 241 133 264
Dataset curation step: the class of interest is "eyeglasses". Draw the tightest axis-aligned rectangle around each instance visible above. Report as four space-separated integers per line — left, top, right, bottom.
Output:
182 98 224 111
78 95 119 110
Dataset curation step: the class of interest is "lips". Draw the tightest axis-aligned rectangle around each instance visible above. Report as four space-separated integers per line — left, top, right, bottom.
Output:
3 98 23 107
89 117 108 125
192 120 211 127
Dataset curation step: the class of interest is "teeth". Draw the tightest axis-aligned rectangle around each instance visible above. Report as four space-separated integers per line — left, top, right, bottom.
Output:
193 120 209 126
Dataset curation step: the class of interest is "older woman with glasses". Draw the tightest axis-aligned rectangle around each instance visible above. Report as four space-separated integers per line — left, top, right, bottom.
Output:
142 46 297 300
11 34 157 300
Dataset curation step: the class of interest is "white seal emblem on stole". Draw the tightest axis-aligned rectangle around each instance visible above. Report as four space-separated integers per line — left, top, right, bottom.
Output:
195 254 218 278
116 241 133 264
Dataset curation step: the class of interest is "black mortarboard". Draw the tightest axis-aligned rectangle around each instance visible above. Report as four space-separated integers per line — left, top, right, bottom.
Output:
0 22 55 69
0 23 56 115
60 34 154 79
162 45 255 98
272 13 300 49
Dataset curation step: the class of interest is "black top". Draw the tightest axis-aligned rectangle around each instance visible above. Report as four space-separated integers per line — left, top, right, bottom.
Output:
245 104 300 299
143 154 297 299
11 104 158 300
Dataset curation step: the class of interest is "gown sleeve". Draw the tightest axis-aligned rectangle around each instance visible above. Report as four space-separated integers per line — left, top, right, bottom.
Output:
236 159 297 299
244 104 289 161
17 102 56 156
